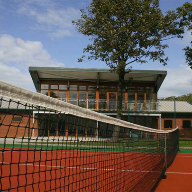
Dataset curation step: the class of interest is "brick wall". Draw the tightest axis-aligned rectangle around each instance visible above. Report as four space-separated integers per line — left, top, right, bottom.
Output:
161 117 192 138
0 112 38 138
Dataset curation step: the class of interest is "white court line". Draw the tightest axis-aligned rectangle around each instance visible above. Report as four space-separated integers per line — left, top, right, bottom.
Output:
167 171 192 175
0 161 159 174
1 161 191 175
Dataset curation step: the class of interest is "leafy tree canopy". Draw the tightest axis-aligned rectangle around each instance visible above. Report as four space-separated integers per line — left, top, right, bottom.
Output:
73 0 184 71
177 2 192 68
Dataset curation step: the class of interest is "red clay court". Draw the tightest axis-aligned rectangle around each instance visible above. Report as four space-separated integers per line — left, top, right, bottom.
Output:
156 152 192 192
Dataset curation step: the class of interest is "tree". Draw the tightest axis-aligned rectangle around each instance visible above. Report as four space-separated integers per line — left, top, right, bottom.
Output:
177 3 192 68
73 0 184 139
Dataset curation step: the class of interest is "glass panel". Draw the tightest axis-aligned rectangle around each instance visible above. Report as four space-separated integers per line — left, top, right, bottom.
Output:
88 91 96 109
88 86 96 90
79 86 86 90
127 87 135 92
68 116 76 136
69 91 77 99
128 92 135 101
50 91 58 98
99 91 107 100
78 118 85 137
41 84 49 89
58 115 66 136
109 93 116 110
137 92 144 101
137 87 144 92
100 86 107 90
108 86 116 91
88 91 96 99
41 90 48 96
50 85 58 89
70 85 77 90
59 91 66 99
164 120 172 128
49 115 57 136
79 91 86 108
59 85 68 90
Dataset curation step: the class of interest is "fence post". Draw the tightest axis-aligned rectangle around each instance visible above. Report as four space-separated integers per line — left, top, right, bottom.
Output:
174 97 176 128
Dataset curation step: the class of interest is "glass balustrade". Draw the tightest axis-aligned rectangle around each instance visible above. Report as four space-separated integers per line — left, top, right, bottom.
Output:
58 98 159 112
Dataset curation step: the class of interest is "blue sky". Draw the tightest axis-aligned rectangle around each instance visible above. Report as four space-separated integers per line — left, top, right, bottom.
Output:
0 0 191 98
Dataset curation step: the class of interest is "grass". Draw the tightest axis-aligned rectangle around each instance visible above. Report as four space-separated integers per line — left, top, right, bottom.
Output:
179 140 192 148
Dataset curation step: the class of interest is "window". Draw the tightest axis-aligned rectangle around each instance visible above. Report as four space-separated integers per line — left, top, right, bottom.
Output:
50 85 58 89
88 86 96 90
50 91 58 98
59 91 66 99
59 85 67 90
12 116 22 122
164 120 172 128
41 84 49 89
137 87 144 92
41 90 48 96
70 85 77 90
183 120 191 128
79 86 86 90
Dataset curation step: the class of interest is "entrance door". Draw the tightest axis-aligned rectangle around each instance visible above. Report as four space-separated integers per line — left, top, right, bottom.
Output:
108 92 117 110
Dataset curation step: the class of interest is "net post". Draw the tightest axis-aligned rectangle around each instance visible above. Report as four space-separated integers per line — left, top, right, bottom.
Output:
163 133 167 179
174 97 176 129
28 104 30 147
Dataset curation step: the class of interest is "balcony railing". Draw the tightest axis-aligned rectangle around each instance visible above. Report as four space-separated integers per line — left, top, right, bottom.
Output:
58 99 159 112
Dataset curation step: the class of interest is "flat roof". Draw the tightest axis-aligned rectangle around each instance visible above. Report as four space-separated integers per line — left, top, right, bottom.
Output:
29 67 167 92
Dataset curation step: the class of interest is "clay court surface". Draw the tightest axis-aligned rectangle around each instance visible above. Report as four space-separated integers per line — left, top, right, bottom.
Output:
0 148 166 192
156 153 192 192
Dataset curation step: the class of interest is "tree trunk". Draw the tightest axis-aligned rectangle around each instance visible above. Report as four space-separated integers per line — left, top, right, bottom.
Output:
111 67 125 142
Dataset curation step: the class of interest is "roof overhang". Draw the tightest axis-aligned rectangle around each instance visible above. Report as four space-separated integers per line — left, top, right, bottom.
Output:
29 67 167 92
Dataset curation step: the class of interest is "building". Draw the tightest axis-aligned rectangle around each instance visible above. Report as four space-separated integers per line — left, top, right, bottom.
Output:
28 67 167 137
1 67 191 138
159 100 192 138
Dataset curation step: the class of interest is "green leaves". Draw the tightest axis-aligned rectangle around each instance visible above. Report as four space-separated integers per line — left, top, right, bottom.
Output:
73 0 184 68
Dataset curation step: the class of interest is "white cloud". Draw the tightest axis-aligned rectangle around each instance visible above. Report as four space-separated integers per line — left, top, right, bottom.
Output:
0 34 63 69
0 34 64 90
17 2 80 38
158 65 192 98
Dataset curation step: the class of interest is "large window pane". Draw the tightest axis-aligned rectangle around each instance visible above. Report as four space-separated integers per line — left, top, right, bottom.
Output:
70 85 77 90
41 84 49 89
88 91 96 109
88 86 96 90
109 93 116 110
69 91 77 99
50 91 58 98
59 85 68 90
128 92 135 101
79 86 86 90
69 91 77 105
137 87 144 92
41 90 48 96
59 91 66 99
50 85 58 89
79 91 86 108
127 87 135 92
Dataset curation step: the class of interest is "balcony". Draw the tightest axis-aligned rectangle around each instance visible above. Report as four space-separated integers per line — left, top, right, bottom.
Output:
58 99 159 112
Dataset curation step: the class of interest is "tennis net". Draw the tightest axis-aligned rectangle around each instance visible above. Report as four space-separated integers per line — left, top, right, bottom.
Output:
0 80 179 191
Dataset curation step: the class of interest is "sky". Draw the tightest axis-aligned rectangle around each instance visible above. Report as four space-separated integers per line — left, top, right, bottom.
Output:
0 0 191 98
